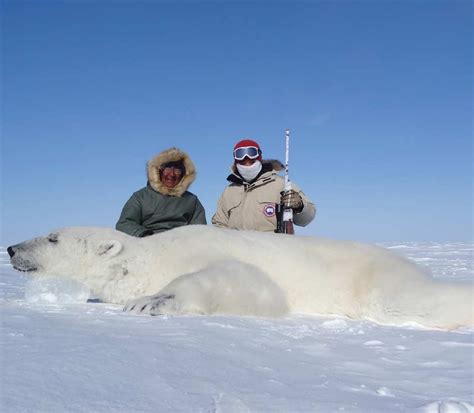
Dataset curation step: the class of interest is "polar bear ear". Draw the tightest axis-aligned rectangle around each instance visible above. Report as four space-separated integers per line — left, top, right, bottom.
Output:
96 240 123 257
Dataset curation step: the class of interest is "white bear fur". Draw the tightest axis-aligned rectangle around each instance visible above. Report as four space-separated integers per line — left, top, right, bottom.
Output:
9 225 473 329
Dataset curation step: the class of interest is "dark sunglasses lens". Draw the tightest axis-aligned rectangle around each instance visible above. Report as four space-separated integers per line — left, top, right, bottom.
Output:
163 167 183 175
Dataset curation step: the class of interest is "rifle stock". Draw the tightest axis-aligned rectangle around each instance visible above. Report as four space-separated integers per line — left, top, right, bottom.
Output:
275 204 295 234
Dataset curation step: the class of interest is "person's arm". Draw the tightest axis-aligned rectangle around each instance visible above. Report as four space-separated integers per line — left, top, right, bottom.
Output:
293 196 316 227
190 198 207 225
211 192 230 228
293 186 316 227
283 183 316 227
115 193 152 237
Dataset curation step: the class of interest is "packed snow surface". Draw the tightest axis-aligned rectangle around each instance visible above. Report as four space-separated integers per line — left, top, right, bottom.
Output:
1 242 473 412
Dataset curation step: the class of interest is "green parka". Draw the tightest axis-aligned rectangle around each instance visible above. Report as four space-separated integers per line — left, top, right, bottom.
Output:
116 148 206 237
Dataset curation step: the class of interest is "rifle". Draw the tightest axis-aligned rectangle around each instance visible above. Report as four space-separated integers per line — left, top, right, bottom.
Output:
275 129 295 234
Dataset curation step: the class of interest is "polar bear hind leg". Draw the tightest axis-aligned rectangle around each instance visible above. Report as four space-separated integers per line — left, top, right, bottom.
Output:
123 260 289 317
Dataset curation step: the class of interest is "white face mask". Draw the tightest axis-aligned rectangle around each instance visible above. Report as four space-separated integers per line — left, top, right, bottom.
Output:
236 160 262 182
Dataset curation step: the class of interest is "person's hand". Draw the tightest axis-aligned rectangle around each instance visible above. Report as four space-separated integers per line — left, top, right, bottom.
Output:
280 190 303 212
139 229 154 237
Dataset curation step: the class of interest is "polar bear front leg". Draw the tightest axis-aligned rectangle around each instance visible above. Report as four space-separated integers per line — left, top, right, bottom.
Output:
123 294 177 315
123 260 289 317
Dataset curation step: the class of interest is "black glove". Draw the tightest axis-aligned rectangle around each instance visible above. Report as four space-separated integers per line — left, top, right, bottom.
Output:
139 229 155 237
280 190 304 213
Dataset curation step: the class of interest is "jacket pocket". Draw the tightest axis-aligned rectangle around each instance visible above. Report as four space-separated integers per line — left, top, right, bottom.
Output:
227 199 242 217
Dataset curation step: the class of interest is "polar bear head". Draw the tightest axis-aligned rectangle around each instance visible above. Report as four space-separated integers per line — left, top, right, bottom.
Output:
7 227 130 280
7 226 226 304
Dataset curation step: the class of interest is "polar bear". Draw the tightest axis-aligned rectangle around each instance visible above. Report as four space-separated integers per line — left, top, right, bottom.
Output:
7 225 473 329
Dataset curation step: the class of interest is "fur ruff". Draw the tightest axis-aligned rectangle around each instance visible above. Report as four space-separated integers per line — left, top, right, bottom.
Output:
147 148 196 197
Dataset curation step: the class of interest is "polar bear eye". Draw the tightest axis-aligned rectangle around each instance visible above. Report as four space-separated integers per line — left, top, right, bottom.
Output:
48 234 59 243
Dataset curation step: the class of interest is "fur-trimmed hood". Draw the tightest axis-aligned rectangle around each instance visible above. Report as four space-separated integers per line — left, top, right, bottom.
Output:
147 148 196 197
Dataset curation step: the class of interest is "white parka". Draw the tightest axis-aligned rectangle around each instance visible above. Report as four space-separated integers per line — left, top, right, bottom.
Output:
212 160 316 232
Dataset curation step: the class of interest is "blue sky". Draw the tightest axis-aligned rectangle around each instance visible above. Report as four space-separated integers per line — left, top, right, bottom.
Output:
2 0 472 244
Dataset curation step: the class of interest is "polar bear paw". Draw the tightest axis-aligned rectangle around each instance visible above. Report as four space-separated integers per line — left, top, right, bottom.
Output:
123 294 176 316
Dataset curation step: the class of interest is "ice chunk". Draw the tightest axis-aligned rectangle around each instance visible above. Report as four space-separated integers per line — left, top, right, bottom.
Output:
25 276 90 304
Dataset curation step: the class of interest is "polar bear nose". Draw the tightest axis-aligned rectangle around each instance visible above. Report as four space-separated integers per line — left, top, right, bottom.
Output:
7 246 15 258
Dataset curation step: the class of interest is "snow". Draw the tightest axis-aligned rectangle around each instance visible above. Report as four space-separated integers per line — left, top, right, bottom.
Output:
1 243 473 412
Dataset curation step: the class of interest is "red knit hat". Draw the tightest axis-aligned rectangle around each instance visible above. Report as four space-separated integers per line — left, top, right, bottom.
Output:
233 139 262 161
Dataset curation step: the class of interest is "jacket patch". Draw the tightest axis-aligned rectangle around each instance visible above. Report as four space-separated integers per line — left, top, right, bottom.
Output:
263 203 276 217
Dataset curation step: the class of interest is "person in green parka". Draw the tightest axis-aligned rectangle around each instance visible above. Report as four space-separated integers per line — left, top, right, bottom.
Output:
116 147 207 237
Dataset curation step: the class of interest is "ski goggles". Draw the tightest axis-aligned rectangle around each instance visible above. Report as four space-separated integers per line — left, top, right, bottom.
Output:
233 146 260 161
